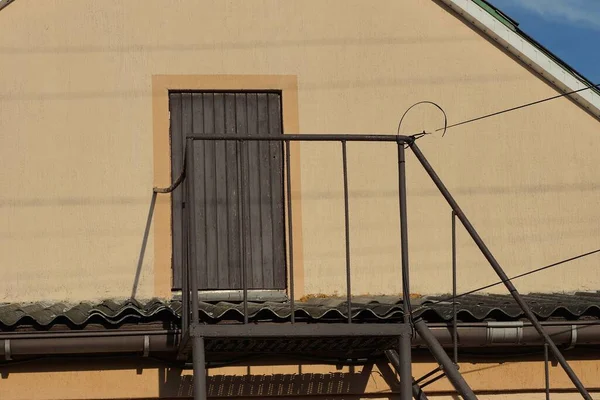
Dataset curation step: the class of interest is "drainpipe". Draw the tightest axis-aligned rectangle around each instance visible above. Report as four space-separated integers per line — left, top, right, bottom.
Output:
0 330 177 359
413 322 593 348
1 322 598 360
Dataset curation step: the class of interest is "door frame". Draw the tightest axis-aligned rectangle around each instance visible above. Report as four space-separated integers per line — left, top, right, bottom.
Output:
152 75 304 299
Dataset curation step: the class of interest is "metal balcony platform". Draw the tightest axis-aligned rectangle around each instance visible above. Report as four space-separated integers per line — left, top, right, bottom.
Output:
178 322 410 361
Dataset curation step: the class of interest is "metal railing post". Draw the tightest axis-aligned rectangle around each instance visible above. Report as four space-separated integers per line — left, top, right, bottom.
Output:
341 140 352 323
181 167 190 336
397 143 413 400
236 139 249 324
409 141 591 400
385 349 430 400
285 140 296 323
452 210 458 364
186 138 200 326
193 336 207 400
545 343 551 400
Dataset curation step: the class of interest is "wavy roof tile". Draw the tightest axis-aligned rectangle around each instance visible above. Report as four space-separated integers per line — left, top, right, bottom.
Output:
2 292 600 330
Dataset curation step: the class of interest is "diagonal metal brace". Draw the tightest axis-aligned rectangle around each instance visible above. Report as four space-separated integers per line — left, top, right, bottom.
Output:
409 142 592 400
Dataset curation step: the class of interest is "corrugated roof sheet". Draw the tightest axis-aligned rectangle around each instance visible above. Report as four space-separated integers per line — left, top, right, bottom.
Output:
2 292 600 330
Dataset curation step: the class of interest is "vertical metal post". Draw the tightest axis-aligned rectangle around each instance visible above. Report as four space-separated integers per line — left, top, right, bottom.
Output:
452 210 458 364
193 336 207 400
397 143 413 400
545 343 551 400
181 172 190 336
285 140 296 323
384 350 430 400
342 140 352 323
414 319 477 400
410 142 591 400
186 138 200 326
237 140 249 324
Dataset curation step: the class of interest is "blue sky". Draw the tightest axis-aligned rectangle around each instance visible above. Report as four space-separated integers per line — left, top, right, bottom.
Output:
489 0 600 83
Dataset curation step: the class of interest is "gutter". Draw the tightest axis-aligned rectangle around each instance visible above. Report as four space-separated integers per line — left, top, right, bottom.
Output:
1 322 599 360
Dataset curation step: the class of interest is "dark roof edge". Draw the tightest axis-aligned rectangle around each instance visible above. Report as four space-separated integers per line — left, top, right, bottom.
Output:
0 0 16 12
474 0 599 96
440 0 600 120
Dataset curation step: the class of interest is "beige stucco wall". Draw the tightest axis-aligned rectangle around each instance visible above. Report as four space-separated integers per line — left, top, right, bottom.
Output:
0 0 599 302
2 357 600 400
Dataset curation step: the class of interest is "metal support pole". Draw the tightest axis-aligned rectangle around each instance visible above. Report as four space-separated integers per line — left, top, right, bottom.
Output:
193 336 207 400
181 177 189 336
397 143 412 400
413 319 477 400
186 138 200 326
236 140 249 324
545 343 551 400
451 210 458 364
285 140 296 323
342 140 352 323
385 350 429 400
410 142 591 400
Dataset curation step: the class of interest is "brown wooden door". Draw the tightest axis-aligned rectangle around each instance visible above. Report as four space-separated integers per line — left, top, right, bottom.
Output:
170 91 286 290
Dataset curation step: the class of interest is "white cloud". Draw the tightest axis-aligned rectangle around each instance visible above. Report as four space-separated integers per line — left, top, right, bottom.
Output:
495 0 600 31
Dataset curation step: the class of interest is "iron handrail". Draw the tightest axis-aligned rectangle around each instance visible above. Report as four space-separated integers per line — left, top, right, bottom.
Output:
175 133 591 400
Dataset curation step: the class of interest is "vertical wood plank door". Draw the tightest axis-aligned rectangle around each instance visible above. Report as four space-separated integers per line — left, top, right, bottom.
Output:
170 91 286 291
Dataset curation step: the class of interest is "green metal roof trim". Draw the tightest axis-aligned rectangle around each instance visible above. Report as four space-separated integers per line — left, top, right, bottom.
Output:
472 0 518 31
2 292 600 330
471 0 599 96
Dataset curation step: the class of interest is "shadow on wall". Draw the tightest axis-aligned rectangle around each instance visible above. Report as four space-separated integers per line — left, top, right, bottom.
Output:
159 361 401 398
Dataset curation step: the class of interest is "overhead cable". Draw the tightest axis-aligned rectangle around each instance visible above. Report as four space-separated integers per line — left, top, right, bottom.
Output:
437 83 600 133
410 247 600 315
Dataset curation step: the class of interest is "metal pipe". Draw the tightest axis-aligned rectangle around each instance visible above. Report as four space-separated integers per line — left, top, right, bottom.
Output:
415 367 442 384
0 330 177 340
545 343 551 400
384 350 429 400
239 140 249 324
181 162 190 336
413 319 477 400
193 336 207 400
397 143 412 400
3 322 600 359
2 335 177 355
187 134 412 143
235 140 249 324
409 142 592 400
342 140 352 324
285 141 296 323
186 138 200 326
427 320 600 328
451 210 458 364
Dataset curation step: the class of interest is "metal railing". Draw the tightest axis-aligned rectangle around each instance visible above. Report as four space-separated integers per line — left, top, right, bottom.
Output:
175 133 591 400
179 134 413 337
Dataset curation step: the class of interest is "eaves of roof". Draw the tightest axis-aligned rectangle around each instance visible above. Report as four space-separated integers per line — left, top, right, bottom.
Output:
0 0 15 12
442 0 600 120
2 292 600 330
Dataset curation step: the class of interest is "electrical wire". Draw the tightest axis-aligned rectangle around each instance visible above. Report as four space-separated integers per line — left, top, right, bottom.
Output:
397 100 448 138
436 83 600 133
410 247 600 315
